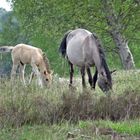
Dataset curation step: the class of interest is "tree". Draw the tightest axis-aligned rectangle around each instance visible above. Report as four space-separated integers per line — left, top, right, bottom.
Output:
100 0 138 69
0 8 28 76
10 0 140 71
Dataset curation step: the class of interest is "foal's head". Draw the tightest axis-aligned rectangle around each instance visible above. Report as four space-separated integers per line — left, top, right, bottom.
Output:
41 54 53 87
41 70 52 86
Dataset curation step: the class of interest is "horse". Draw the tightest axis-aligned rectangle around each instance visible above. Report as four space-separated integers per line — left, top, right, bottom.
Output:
0 43 52 87
59 28 112 93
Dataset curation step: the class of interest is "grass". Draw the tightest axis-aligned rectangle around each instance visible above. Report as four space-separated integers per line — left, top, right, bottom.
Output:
0 120 140 140
0 124 74 140
91 120 140 135
0 70 140 139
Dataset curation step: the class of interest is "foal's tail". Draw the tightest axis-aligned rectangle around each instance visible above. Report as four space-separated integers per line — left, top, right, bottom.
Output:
0 46 14 53
59 30 72 57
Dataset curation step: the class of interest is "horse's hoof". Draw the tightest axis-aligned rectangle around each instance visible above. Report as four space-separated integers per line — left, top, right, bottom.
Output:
69 84 76 90
69 84 74 88
91 86 95 90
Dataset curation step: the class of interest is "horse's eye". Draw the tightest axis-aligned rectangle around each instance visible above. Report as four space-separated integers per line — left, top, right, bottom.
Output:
46 79 48 81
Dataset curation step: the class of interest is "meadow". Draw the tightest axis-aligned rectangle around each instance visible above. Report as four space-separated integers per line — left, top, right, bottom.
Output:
0 70 140 140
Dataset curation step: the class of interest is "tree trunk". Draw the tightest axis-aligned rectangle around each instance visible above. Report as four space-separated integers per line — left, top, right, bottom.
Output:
110 31 135 69
101 0 135 69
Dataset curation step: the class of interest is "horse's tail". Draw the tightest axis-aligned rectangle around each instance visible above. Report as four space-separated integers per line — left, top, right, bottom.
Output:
59 30 72 57
0 46 14 53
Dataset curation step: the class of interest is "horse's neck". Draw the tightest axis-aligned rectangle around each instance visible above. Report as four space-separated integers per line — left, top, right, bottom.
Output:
97 57 109 79
38 60 46 73
93 54 106 75
43 57 51 73
92 50 103 74
90 35 105 75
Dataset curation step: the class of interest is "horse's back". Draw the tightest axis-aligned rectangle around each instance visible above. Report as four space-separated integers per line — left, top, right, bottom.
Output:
12 44 42 64
13 44 40 51
66 29 95 67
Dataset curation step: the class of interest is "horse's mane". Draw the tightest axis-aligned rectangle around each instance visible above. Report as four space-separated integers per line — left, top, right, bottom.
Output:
43 53 51 73
92 33 112 82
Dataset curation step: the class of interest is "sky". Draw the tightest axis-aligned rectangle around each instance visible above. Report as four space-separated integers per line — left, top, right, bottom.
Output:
0 0 12 11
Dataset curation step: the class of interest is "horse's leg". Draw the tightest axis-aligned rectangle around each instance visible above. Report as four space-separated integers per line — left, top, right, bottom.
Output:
86 67 93 88
31 63 43 87
69 61 74 87
19 64 26 85
92 68 98 89
29 71 35 84
80 66 86 88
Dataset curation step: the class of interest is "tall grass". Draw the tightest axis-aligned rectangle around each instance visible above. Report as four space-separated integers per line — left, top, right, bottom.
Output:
0 70 140 129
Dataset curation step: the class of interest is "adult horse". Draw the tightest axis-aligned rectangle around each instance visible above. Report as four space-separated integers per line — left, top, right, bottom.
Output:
0 44 52 87
59 28 112 93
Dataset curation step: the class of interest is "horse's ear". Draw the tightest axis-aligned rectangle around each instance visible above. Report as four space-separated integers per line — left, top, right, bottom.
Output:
110 69 116 74
50 70 53 75
101 71 104 76
100 71 106 78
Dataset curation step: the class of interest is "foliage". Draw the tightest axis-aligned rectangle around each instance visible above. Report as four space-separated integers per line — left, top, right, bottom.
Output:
0 8 29 75
0 8 26 45
4 0 139 74
0 1 140 74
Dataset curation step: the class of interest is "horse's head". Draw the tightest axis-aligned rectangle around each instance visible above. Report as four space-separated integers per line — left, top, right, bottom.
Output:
41 70 53 87
98 70 112 93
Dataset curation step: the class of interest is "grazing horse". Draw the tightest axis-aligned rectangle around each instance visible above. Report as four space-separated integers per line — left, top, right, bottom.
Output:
59 28 112 93
0 44 52 87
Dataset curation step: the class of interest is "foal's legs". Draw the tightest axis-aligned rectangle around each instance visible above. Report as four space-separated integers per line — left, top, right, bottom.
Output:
69 61 74 87
31 63 43 87
19 64 26 85
86 67 93 88
29 71 35 84
80 66 86 88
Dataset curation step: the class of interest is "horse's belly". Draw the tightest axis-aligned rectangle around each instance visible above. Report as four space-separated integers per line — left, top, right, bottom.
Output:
67 46 82 66
67 46 93 67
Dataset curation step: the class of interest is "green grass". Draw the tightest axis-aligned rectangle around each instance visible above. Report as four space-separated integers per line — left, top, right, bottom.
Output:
0 124 69 140
0 123 108 140
0 120 140 140
91 120 140 135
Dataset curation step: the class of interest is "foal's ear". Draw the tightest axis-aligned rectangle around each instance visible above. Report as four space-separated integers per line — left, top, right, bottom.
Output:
43 52 46 57
49 70 53 75
48 70 53 75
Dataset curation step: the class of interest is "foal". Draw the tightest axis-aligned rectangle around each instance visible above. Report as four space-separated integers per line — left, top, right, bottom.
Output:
0 44 52 87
